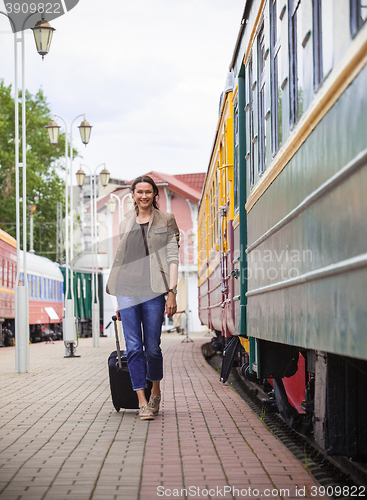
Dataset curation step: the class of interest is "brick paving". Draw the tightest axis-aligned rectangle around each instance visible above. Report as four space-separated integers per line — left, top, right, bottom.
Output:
0 334 324 500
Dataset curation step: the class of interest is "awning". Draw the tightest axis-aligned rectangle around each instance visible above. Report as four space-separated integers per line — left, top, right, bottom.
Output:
45 307 60 321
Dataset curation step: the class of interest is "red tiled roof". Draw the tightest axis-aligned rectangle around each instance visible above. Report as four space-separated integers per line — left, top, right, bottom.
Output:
174 173 206 191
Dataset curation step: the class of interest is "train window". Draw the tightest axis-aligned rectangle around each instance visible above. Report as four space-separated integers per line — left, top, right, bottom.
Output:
4 260 8 287
270 0 283 153
258 22 266 175
234 104 239 212
351 0 367 35
248 55 255 186
210 187 213 249
215 173 219 243
289 0 302 125
313 0 333 89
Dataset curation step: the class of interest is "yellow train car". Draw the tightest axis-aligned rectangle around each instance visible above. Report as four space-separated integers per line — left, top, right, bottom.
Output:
198 73 236 339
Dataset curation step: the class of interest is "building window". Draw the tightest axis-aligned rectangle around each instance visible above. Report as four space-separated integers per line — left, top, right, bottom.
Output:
270 0 283 153
258 22 266 174
313 0 334 89
351 0 367 35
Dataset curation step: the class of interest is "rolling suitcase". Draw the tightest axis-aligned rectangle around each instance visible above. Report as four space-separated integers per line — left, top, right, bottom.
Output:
108 315 152 411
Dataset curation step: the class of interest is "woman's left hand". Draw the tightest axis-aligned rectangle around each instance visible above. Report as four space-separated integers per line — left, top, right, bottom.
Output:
165 293 177 318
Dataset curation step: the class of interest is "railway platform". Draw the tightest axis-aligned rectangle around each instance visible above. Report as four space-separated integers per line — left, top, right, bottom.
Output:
0 333 325 500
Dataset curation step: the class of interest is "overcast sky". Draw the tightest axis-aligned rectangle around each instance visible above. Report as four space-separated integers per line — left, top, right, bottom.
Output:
0 0 244 183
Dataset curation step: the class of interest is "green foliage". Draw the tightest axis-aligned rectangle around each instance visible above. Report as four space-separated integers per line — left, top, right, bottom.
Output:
0 80 78 262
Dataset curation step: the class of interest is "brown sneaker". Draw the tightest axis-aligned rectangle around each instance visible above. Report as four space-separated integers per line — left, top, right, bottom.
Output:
139 404 154 420
147 395 161 416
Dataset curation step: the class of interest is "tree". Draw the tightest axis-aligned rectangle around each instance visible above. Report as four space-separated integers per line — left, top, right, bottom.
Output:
0 80 78 263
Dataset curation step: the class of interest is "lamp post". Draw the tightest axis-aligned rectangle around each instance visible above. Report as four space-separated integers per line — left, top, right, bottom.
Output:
0 10 55 373
107 192 133 224
76 164 110 347
28 205 36 253
179 229 195 343
46 115 92 357
107 194 119 223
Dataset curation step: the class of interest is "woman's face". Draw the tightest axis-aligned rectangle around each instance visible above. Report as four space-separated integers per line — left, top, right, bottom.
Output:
132 182 154 211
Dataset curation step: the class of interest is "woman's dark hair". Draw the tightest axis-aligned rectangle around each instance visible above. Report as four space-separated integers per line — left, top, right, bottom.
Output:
130 175 160 211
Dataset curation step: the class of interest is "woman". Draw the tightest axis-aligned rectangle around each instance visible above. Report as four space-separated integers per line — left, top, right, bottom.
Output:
106 175 180 420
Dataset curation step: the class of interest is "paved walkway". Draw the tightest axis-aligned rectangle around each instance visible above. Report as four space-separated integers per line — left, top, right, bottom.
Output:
0 334 323 500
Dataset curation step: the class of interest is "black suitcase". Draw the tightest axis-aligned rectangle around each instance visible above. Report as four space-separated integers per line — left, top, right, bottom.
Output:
108 315 152 411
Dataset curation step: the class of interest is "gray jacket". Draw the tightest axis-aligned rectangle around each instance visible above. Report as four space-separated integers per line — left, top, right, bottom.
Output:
106 207 180 295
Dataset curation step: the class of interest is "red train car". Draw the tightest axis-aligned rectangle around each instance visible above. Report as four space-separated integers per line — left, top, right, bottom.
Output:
19 251 63 342
0 228 64 345
0 229 17 346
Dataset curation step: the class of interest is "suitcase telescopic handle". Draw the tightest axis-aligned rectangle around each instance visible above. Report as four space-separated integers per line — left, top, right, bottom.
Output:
112 315 122 369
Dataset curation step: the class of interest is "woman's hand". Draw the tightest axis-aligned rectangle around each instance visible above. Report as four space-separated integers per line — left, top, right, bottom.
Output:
165 293 177 318
116 310 121 321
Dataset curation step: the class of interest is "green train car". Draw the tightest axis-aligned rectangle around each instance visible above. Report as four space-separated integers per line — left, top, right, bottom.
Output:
60 267 104 337
199 0 367 461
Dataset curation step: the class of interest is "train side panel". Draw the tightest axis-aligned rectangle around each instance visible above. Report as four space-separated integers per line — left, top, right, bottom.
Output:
245 23 367 362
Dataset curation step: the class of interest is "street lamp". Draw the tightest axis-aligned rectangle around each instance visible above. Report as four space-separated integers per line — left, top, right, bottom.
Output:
77 164 110 347
107 192 133 226
46 114 92 357
31 18 55 59
78 120 92 145
107 195 117 215
0 10 55 373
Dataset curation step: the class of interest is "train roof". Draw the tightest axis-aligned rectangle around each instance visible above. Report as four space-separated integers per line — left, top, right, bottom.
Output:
19 251 63 281
0 228 17 248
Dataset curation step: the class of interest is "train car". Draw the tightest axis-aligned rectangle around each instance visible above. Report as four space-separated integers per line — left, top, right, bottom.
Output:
199 0 367 460
198 73 237 343
19 251 64 342
60 267 104 338
0 229 17 346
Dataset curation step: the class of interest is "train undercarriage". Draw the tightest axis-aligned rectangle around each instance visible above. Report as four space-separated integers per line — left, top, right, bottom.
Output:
213 334 367 462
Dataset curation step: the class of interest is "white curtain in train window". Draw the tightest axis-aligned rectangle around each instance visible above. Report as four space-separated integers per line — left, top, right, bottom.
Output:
270 0 283 153
321 0 333 78
289 0 314 124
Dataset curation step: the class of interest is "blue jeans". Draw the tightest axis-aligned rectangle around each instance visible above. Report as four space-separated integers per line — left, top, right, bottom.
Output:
117 294 165 391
